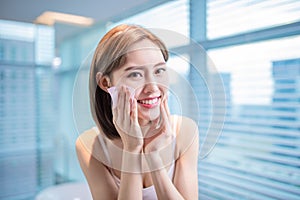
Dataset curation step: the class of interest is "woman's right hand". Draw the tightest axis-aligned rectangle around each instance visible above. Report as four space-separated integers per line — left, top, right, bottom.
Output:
112 86 144 153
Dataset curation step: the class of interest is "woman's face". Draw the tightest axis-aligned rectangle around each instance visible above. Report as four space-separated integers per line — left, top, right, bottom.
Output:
110 39 169 124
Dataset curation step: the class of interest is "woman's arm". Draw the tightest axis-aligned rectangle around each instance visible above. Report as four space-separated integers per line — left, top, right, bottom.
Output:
118 149 143 200
146 153 185 200
76 133 145 200
112 86 144 199
172 119 199 200
146 120 199 200
76 137 118 199
144 99 199 200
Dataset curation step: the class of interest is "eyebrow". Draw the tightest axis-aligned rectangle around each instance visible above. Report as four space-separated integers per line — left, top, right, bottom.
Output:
124 62 166 71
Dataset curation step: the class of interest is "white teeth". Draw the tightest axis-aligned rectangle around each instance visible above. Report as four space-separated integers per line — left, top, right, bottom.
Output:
140 98 158 105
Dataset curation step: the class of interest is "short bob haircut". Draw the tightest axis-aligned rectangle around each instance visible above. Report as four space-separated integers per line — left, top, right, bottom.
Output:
89 24 169 139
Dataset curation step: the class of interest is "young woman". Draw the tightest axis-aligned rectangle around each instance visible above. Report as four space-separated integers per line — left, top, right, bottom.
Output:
76 24 199 200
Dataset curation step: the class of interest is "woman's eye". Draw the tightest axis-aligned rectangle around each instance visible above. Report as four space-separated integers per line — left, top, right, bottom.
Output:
128 72 142 78
155 68 166 75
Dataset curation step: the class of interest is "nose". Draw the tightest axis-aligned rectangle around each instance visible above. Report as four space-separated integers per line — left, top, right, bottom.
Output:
143 74 159 93
143 82 159 93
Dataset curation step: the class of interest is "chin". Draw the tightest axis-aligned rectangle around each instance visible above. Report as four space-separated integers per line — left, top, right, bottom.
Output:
138 107 160 122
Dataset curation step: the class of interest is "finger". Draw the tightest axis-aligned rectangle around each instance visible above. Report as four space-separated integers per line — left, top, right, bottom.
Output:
112 85 126 127
130 98 136 119
160 102 172 133
112 104 118 124
130 98 138 124
163 96 171 117
117 85 126 122
124 87 131 118
111 88 120 125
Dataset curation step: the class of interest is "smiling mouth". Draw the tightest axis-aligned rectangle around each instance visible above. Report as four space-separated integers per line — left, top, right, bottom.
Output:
137 96 161 107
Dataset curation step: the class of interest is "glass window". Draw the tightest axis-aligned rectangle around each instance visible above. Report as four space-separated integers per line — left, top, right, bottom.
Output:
0 20 55 199
207 0 300 39
200 28 300 200
208 35 300 105
196 1 300 199
108 0 190 48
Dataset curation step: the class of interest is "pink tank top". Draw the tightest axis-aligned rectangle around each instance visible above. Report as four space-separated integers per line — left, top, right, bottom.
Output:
94 127 175 200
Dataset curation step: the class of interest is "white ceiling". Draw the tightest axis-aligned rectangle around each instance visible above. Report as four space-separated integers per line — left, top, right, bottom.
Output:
0 0 170 46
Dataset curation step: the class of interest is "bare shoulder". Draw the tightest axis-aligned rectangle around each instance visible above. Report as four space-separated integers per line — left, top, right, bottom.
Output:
76 129 99 161
172 115 198 137
172 115 199 156
75 127 111 169
172 116 199 199
76 128 99 158
75 127 104 172
76 128 97 151
75 128 118 199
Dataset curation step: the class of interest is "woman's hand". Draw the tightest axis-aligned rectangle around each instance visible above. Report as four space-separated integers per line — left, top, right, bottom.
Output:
143 97 175 154
142 97 175 172
112 86 143 153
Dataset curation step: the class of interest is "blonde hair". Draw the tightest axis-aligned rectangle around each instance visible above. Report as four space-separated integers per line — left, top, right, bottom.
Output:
89 24 169 139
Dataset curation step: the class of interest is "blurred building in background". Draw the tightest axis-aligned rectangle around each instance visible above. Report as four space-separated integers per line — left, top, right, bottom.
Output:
0 21 56 199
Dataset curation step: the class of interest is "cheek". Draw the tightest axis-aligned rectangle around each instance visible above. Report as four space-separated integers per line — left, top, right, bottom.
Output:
157 73 169 86
113 78 143 89
159 86 169 97
158 76 170 91
134 89 142 99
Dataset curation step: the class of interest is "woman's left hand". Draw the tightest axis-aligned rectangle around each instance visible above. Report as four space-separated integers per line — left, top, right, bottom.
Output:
143 98 175 154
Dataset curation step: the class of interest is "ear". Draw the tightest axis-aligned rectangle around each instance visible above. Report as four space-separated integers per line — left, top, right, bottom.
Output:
96 72 111 92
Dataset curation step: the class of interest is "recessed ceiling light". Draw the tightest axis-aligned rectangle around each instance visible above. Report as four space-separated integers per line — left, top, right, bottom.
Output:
35 11 94 26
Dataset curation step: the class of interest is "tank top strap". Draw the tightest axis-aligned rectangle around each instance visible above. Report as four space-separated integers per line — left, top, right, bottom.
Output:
93 127 110 163
93 126 120 187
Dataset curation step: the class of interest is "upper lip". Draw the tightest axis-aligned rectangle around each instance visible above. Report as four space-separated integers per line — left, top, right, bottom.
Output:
137 96 161 101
